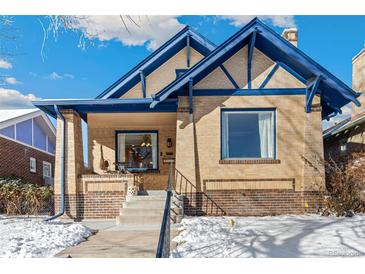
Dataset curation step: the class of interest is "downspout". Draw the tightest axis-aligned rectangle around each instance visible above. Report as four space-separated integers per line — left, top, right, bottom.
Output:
46 105 65 221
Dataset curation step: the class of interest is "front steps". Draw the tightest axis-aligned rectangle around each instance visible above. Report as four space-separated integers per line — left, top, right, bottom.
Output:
116 190 184 226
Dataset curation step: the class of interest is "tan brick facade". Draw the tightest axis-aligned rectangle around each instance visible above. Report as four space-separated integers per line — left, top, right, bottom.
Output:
54 44 326 219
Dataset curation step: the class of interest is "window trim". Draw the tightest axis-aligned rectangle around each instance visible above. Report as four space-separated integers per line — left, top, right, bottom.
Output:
220 108 277 160
42 161 52 178
115 130 159 171
30 157 36 173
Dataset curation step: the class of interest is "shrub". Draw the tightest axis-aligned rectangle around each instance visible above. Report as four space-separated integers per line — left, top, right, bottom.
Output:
0 177 53 215
323 153 365 216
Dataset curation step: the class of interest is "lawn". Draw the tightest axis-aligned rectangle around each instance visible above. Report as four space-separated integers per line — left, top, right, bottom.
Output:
0 216 92 258
171 215 365 258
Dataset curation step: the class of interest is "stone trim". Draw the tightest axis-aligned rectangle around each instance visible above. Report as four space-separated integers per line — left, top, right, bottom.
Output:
219 159 281 164
203 178 295 191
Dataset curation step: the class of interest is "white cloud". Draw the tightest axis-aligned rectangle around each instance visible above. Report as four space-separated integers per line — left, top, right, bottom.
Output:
46 72 75 80
220 16 296 28
4 77 18 85
64 73 75 79
69 16 185 50
47 72 62 80
0 88 40 109
0 59 12 69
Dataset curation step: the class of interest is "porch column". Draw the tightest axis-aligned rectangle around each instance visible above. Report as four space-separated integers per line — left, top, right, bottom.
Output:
54 109 84 219
175 97 197 191
301 96 325 210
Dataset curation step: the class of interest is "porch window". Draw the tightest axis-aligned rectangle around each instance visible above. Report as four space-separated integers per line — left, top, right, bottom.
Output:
221 109 275 159
116 131 158 170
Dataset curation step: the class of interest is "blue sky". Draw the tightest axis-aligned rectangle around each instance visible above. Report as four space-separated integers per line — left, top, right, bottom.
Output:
1 15 365 125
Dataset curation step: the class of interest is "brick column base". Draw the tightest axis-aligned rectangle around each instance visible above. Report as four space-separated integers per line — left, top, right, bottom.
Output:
183 190 324 216
55 192 125 220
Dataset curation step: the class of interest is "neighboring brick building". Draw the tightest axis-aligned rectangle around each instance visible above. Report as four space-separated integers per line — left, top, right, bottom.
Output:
34 18 361 220
0 109 56 185
324 46 365 164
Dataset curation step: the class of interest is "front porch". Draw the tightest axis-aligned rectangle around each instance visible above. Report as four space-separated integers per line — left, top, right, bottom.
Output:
51 109 180 220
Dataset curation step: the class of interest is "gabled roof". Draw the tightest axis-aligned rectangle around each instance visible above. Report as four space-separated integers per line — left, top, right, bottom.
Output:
0 108 56 136
0 108 38 123
323 111 365 139
150 18 361 120
96 26 216 99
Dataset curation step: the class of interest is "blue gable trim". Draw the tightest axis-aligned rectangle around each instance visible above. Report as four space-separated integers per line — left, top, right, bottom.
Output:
193 88 306 96
150 18 360 120
96 26 216 100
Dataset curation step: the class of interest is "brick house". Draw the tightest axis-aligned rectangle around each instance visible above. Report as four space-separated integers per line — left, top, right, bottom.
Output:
34 18 360 220
324 46 365 164
0 108 56 185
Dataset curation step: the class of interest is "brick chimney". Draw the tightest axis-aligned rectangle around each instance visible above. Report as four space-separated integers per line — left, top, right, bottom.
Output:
352 46 365 119
282 28 298 47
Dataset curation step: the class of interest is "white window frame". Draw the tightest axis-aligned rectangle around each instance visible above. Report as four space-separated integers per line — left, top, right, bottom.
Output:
30 157 36 173
42 161 52 178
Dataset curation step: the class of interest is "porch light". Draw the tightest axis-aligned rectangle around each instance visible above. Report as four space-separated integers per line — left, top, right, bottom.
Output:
167 138 173 148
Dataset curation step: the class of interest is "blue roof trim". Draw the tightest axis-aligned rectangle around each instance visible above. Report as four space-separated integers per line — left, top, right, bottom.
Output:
33 98 178 120
193 88 306 96
96 26 216 99
150 18 361 119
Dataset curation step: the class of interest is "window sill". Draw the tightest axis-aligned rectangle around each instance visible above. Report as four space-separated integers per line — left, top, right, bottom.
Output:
219 159 281 164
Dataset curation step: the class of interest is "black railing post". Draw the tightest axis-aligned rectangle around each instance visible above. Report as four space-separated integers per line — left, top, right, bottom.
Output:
156 162 173 258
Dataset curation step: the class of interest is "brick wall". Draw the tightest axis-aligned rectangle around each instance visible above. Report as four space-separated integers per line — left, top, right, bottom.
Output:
182 190 324 216
55 192 125 219
0 136 55 185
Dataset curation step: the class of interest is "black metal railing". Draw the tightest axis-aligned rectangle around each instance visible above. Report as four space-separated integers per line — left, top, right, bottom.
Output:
156 163 173 258
175 169 226 216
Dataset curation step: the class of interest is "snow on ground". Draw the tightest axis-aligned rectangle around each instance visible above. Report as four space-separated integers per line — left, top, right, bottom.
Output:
171 215 365 258
0 216 92 258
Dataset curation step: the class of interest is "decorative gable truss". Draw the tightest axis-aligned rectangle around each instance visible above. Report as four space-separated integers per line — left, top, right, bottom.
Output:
96 26 216 100
150 18 361 120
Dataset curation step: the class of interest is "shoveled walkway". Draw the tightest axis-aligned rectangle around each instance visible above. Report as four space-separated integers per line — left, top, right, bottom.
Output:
56 222 179 258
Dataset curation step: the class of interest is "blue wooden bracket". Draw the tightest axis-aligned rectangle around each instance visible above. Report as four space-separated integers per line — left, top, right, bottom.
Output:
140 70 146 98
247 31 257 89
259 63 279 89
305 75 322 113
189 78 193 114
220 65 239 89
186 34 191 68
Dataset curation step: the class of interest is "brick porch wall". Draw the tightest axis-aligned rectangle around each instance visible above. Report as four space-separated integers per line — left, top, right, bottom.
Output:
55 191 125 220
182 190 324 216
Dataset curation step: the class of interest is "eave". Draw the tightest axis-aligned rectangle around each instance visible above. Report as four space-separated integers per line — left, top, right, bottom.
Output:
33 98 178 121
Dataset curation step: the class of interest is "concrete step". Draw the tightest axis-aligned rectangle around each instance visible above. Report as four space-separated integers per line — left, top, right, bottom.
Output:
120 207 164 216
116 215 163 225
122 200 166 209
120 206 183 216
126 195 166 202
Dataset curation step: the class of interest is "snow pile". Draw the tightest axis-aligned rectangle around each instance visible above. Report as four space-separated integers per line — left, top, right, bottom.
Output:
171 215 365 258
0 216 92 258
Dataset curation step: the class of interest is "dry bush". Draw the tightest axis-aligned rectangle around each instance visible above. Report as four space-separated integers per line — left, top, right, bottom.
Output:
324 153 365 216
0 177 53 215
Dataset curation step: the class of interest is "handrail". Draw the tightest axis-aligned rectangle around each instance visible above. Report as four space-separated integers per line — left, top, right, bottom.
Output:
175 168 226 216
156 163 173 258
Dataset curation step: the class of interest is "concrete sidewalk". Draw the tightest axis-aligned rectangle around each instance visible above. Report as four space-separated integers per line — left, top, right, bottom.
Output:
56 222 179 258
